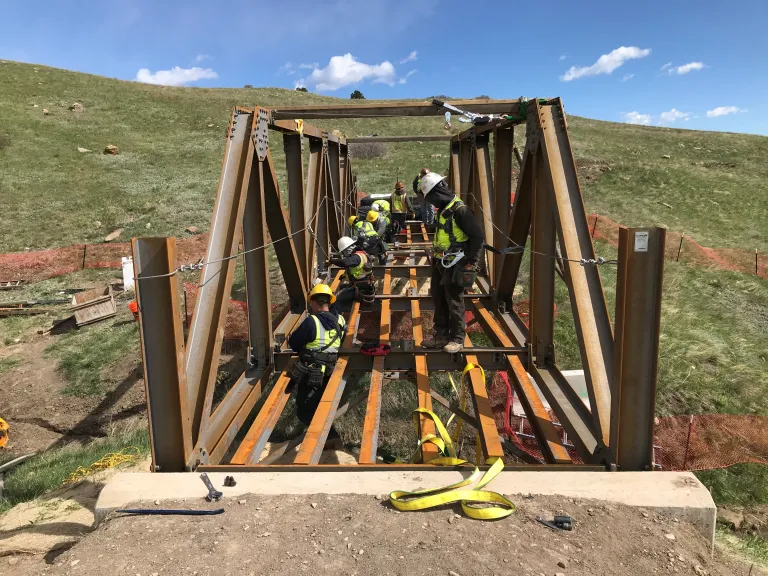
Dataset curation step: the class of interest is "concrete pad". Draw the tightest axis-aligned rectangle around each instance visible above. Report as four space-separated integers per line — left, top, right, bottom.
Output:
96 471 715 545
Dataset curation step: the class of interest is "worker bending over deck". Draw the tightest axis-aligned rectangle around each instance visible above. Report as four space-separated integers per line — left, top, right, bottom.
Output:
365 209 389 264
418 173 484 353
347 215 378 251
327 236 376 310
288 284 346 447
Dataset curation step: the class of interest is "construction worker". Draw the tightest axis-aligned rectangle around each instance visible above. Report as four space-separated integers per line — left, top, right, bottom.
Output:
417 173 484 353
327 236 376 310
348 214 379 250
372 197 391 222
288 284 346 446
389 181 411 245
365 209 389 263
358 194 374 219
413 168 435 226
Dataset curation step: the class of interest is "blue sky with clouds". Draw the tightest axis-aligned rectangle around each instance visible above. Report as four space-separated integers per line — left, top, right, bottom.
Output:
2 0 767 134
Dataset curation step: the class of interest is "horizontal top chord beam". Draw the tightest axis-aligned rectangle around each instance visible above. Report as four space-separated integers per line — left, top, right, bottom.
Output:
270 100 524 120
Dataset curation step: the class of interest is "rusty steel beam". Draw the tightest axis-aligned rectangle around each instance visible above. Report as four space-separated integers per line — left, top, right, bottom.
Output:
458 139 473 205
231 369 295 465
283 134 309 287
325 145 343 247
610 227 666 470
294 302 360 464
529 152 557 367
492 127 515 283
449 141 461 190
470 299 572 464
304 138 323 279
199 463 606 472
537 101 614 446
462 336 504 460
242 156 274 376
359 267 391 463
186 108 254 446
263 151 308 312
348 135 452 143
315 151 330 275
495 137 533 299
474 133 496 279
270 119 345 144
270 100 524 120
204 368 274 466
132 237 191 472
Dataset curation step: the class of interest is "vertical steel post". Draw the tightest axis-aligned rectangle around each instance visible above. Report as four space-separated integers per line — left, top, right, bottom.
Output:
493 127 514 289
132 237 191 472
305 138 323 279
243 159 274 372
284 134 308 287
610 227 666 470
474 133 495 280
315 149 330 273
327 141 342 244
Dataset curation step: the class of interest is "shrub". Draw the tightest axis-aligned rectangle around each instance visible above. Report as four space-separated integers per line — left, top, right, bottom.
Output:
349 142 386 159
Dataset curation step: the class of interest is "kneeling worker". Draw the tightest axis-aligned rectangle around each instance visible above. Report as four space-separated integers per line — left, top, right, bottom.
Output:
327 236 375 310
417 172 484 353
288 284 346 446
348 214 378 251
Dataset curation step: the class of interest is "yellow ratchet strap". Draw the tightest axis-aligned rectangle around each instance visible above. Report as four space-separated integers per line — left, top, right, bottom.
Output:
392 403 515 520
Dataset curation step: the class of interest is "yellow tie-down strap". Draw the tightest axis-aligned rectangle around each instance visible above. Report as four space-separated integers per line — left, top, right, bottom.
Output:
391 403 516 520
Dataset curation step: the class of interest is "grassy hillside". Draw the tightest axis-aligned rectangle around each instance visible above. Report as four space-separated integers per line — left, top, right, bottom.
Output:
1 60 767 253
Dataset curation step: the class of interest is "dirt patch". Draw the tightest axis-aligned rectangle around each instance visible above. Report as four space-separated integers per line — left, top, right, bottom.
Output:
576 158 612 183
0 337 145 458
6 494 759 576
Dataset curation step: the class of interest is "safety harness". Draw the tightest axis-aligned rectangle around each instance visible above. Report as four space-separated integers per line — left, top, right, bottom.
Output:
434 197 469 266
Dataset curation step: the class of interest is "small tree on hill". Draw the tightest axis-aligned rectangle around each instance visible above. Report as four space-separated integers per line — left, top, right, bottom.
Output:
296 86 308 92
350 90 365 100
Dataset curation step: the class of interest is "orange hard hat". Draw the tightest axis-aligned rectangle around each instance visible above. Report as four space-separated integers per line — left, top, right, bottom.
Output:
395 181 405 190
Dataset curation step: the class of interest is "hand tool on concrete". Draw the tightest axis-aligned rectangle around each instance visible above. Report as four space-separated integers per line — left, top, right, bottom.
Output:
199 472 223 502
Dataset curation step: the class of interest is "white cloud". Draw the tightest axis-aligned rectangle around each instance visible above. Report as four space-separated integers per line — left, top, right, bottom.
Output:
659 108 691 123
621 73 634 82
299 62 319 69
559 54 567 61
664 61 706 75
561 46 651 81
278 62 293 75
400 51 418 64
195 54 212 63
622 111 651 125
135 66 218 86
299 53 396 91
398 69 417 84
706 106 747 118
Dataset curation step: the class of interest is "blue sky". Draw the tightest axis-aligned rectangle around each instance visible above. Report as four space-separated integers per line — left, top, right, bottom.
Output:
2 0 767 134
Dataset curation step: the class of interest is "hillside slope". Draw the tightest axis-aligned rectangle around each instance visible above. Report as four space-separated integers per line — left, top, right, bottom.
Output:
0 60 766 253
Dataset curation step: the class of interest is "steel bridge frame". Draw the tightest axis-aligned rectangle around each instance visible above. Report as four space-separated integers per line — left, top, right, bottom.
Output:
132 98 665 473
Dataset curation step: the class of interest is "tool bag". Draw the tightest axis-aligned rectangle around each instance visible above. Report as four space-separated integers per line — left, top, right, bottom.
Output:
452 263 479 288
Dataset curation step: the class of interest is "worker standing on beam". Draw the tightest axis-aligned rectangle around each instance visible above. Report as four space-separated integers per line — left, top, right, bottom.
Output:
327 236 376 310
413 168 435 227
418 173 484 353
288 284 346 448
389 181 411 247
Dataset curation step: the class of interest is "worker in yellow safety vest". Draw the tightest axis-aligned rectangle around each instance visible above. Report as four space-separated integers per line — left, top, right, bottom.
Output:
372 198 391 222
365 209 389 264
416 173 485 353
288 283 347 446
347 214 378 251
326 236 376 310
388 181 413 246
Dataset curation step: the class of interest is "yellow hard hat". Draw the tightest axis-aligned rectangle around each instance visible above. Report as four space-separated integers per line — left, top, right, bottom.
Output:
0 417 8 448
347 215 357 226
309 283 336 304
366 210 378 223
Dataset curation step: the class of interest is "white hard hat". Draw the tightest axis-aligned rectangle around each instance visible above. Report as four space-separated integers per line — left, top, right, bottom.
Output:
337 236 356 253
370 204 380 211
420 172 446 195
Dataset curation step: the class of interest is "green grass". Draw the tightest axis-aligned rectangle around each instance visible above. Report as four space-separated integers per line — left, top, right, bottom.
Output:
44 317 139 396
716 527 768 570
0 355 21 374
0 426 149 514
697 464 768 507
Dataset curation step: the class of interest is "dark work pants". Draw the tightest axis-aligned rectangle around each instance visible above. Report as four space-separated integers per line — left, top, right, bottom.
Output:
431 262 466 341
295 367 338 441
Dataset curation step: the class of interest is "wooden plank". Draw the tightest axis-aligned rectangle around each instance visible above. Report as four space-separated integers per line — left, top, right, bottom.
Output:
471 299 571 464
359 267 391 463
294 303 359 464
230 370 294 464
462 336 504 459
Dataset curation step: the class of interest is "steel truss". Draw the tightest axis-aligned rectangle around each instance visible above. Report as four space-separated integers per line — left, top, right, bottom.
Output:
132 99 665 473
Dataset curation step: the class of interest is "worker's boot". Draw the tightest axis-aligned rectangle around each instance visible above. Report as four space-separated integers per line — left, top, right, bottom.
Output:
443 339 463 354
421 334 448 349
